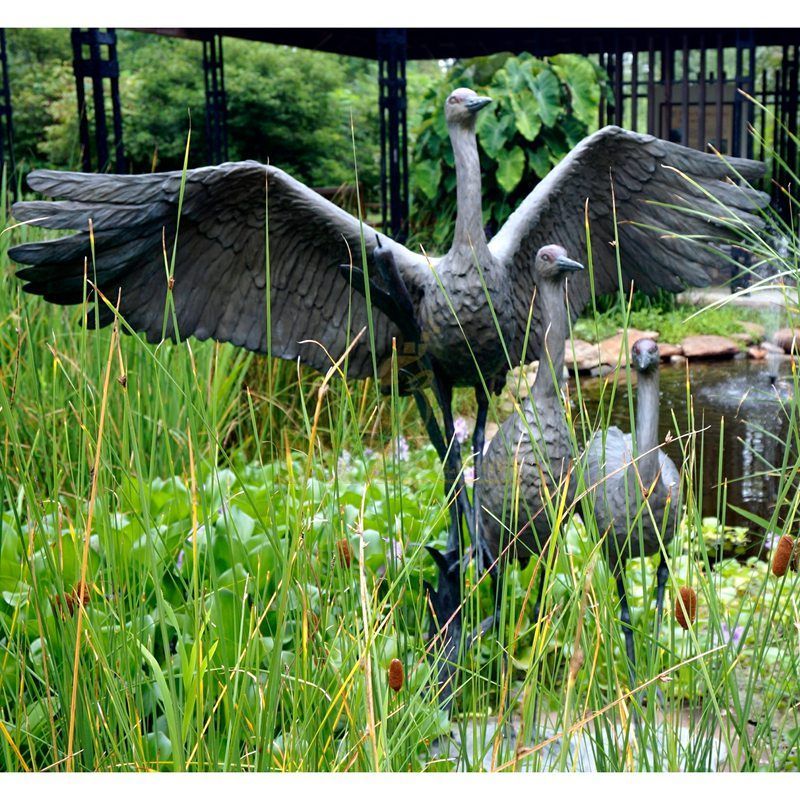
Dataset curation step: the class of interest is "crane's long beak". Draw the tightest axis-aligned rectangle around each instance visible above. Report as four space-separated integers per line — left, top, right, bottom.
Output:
556 256 585 273
465 95 492 114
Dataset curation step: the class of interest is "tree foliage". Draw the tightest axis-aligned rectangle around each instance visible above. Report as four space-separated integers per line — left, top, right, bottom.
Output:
4 30 385 198
409 52 606 250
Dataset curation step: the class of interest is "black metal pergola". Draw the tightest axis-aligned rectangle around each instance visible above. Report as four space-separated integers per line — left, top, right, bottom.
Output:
1 27 800 231
0 28 14 182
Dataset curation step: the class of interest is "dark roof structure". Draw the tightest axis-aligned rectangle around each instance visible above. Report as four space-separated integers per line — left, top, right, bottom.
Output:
140 27 800 60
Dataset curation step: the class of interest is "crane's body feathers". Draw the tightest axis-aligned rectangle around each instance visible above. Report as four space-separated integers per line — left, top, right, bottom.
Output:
480 388 574 565
584 425 681 568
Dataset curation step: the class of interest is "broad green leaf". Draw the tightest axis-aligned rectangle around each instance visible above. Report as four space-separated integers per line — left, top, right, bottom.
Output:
510 94 541 142
504 57 530 94
527 145 551 179
413 159 442 200
550 54 601 127
526 68 562 127
496 146 526 193
476 109 511 159
139 639 184 770
560 115 588 149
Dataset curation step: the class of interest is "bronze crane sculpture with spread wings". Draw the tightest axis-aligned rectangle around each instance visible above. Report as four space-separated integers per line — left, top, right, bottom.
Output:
9 87 768 589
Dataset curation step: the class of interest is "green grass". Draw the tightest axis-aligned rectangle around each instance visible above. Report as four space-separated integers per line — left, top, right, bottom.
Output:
572 303 776 346
2 151 800 772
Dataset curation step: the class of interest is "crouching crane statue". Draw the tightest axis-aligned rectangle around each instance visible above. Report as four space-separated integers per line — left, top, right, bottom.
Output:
9 86 767 607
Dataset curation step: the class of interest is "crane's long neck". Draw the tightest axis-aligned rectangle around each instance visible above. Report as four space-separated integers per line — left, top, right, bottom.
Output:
449 123 488 255
532 279 568 404
634 368 661 484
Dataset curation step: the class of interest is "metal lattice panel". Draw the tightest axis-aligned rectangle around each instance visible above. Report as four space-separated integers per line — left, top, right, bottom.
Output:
378 28 409 243
203 33 228 164
71 28 126 173
0 28 14 181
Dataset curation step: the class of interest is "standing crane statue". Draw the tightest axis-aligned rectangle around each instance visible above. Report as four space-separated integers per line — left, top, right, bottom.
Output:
478 243 582 621
584 337 681 680
9 86 767 587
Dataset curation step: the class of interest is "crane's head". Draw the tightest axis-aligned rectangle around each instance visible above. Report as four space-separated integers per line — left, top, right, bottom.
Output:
631 338 661 373
445 87 492 127
534 244 584 282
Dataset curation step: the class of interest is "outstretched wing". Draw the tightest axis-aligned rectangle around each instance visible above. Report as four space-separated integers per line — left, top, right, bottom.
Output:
488 126 769 365
9 161 430 378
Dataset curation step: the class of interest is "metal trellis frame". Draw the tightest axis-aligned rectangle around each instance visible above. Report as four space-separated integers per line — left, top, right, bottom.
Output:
203 33 228 164
377 28 409 243
71 28 126 173
0 28 15 184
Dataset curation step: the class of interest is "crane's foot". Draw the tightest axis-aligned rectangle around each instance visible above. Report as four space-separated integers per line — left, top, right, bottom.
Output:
466 613 497 650
424 545 464 711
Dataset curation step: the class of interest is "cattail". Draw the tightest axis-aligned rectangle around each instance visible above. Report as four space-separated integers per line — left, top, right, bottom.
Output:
675 586 697 630
336 538 352 568
388 658 404 692
53 582 91 618
772 534 795 577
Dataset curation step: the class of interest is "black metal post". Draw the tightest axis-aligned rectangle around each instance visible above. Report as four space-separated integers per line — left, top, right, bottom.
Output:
715 37 724 153
646 39 656 135
377 28 409 243
663 34 673 140
598 51 607 127
732 31 745 157
680 35 689 146
71 28 126 173
698 39 707 151
203 33 228 164
0 28 15 184
786 45 799 197
630 43 639 130
613 34 623 127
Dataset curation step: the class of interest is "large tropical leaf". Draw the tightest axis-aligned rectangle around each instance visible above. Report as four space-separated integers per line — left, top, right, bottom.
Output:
496 146 526 193
550 54 602 127
526 69 562 127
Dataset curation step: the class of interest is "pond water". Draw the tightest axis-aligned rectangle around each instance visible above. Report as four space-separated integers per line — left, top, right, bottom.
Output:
575 357 797 557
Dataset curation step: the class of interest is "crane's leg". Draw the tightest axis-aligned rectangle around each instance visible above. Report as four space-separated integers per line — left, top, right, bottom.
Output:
412 390 448 467
424 545 463 712
654 556 669 638
470 387 493 574
432 373 474 558
616 574 637 689
413 388 464 548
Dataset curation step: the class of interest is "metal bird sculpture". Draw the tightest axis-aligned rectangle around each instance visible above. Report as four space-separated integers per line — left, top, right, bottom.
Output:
8 86 767 573
480 244 582 620
584 337 681 680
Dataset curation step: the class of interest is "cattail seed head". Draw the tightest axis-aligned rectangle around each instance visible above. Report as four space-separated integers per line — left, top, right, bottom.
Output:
336 539 352 568
675 586 697 630
772 534 795 577
388 658 404 692
53 582 91 619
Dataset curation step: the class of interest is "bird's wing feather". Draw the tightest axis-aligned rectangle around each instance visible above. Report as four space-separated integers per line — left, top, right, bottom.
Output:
584 426 630 482
658 450 681 494
10 161 430 378
488 126 768 365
